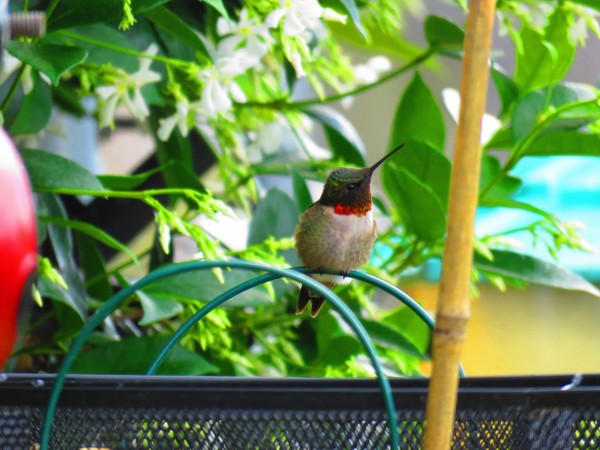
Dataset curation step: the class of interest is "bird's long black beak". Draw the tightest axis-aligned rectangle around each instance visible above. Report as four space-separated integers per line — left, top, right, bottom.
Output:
367 143 405 175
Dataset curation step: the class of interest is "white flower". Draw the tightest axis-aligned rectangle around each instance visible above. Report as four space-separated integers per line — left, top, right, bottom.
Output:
441 88 500 144
217 9 274 59
266 0 345 37
197 65 246 118
340 56 392 108
96 44 161 128
569 6 600 46
158 100 190 141
528 2 553 30
158 98 210 141
354 56 392 84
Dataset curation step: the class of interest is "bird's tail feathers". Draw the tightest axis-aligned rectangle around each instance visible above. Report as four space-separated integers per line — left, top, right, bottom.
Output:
296 285 327 318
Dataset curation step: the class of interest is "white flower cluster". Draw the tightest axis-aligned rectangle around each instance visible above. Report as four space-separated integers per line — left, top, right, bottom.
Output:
92 0 387 145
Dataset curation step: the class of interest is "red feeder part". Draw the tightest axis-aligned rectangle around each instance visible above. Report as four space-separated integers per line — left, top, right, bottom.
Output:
0 128 37 368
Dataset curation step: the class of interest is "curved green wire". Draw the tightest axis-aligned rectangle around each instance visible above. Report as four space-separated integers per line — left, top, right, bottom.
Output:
40 260 400 450
147 267 463 375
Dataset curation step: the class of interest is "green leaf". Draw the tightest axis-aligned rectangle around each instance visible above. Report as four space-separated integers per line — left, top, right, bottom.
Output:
290 169 314 212
389 72 445 152
71 336 218 375
382 167 446 242
143 6 211 63
385 139 451 210
485 126 513 150
137 291 184 326
424 15 464 52
382 306 432 356
48 0 171 31
76 234 113 301
9 75 51 135
491 64 519 118
98 163 172 190
6 40 87 86
145 269 273 308
512 84 599 143
475 249 600 297
479 197 554 220
21 149 104 191
514 7 576 93
68 24 138 71
329 21 427 61
248 188 299 245
304 105 366 166
200 0 229 20
38 215 137 262
38 193 88 322
525 130 600 156
479 155 522 199
360 319 427 359
321 0 366 40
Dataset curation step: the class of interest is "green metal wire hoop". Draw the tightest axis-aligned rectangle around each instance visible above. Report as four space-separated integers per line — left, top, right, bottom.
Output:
41 260 412 450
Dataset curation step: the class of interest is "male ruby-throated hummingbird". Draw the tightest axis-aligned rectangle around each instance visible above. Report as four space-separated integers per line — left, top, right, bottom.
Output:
294 143 405 317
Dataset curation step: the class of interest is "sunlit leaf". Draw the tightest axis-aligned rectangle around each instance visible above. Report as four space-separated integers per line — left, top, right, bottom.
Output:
512 83 599 143
491 64 519 118
514 7 576 92
360 319 428 359
385 139 451 210
479 155 522 199
474 249 600 297
525 130 600 156
382 167 446 242
424 15 464 52
382 306 432 356
321 0 366 39
389 72 445 152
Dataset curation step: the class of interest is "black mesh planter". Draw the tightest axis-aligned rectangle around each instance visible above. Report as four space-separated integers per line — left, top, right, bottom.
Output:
1 373 599 449
4 261 597 449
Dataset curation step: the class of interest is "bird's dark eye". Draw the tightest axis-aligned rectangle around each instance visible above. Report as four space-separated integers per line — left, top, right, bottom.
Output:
347 183 357 191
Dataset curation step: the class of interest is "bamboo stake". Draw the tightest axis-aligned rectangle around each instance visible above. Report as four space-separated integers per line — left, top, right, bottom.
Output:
422 0 496 449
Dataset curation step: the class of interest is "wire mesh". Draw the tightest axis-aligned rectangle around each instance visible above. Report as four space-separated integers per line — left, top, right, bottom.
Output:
2 374 600 450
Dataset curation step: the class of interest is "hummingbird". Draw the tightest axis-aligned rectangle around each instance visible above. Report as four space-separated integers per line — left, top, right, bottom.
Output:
294 143 404 317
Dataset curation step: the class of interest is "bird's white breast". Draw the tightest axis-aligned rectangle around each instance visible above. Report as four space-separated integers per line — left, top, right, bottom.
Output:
324 207 375 239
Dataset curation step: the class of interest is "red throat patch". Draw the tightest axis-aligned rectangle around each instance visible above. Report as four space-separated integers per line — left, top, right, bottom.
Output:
334 202 371 217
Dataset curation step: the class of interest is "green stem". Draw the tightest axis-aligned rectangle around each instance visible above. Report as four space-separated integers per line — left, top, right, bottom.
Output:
33 186 202 199
1 64 27 113
479 96 600 199
58 30 187 67
243 49 436 110
85 247 153 289
46 0 60 21
291 49 435 108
